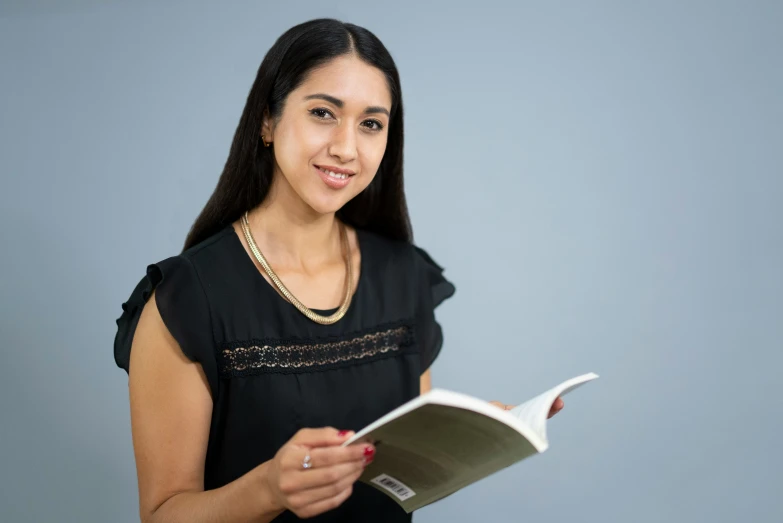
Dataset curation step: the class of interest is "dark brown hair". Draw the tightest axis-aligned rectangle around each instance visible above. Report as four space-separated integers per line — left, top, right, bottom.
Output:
183 18 410 251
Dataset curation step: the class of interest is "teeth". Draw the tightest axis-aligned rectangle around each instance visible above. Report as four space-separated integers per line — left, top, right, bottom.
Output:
320 168 348 180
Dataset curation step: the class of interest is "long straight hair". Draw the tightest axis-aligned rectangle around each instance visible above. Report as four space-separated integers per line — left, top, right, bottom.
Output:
183 19 411 251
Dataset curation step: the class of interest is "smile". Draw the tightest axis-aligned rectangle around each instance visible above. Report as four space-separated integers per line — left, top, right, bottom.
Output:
314 165 356 189
315 165 355 179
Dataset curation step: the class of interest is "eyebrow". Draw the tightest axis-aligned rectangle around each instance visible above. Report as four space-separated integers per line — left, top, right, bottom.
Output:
303 93 390 117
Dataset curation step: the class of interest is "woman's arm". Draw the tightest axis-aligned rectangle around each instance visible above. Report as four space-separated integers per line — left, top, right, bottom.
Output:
420 368 433 395
128 292 285 523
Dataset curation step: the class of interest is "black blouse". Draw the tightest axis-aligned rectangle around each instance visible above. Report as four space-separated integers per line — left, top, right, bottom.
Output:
113 225 455 522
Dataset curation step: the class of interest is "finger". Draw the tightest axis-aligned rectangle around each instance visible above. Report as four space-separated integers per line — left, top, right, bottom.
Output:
294 484 355 519
547 398 565 418
309 443 374 468
491 401 516 411
283 443 374 471
290 460 366 491
290 427 355 448
287 464 365 508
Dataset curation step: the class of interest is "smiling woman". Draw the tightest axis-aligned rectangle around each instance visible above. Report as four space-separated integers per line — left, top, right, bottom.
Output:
263 58 391 213
112 19 454 523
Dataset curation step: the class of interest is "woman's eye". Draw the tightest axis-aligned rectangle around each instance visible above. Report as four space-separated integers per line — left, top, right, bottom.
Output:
310 108 382 131
362 120 384 131
310 108 334 119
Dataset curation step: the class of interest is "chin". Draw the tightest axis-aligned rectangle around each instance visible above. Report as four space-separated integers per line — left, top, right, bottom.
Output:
303 193 355 216
300 178 371 216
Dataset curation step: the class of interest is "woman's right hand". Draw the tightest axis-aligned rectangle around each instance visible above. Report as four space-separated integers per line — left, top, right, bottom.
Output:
263 427 376 519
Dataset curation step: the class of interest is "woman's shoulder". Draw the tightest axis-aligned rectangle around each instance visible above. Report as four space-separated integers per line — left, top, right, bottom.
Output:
112 226 235 395
140 224 251 295
357 228 455 306
356 227 430 265
176 224 238 270
122 224 241 322
358 227 444 264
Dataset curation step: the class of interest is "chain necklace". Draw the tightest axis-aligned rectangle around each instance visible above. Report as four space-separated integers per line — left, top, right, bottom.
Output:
240 211 353 325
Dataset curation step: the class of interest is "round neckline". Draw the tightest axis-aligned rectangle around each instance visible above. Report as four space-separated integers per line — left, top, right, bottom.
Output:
227 224 367 317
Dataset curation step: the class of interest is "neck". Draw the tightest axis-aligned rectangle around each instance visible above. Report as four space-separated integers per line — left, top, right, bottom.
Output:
246 175 343 271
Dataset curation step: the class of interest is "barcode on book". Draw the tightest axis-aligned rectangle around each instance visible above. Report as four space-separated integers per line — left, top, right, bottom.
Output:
371 473 416 501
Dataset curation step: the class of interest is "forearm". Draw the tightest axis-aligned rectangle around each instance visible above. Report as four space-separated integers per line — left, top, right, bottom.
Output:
147 461 284 523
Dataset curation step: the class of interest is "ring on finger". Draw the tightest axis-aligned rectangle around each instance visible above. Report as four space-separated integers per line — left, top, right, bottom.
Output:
302 451 313 470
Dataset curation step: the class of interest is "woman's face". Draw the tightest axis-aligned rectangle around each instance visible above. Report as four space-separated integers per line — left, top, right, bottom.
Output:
264 55 392 216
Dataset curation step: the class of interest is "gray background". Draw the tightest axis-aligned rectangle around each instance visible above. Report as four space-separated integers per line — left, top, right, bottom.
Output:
1 0 781 521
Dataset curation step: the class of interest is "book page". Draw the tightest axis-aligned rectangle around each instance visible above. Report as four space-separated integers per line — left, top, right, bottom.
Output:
509 372 599 444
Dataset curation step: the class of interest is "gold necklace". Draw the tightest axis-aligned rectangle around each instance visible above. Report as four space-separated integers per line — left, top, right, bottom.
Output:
240 211 353 325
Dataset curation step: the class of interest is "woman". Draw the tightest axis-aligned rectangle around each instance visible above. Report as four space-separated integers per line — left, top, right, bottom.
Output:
114 18 562 522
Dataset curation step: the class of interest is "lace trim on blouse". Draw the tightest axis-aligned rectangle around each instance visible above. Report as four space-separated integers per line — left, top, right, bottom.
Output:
218 322 415 377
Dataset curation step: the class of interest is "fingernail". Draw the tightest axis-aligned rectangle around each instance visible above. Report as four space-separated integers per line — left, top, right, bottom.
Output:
338 430 351 437
363 448 375 466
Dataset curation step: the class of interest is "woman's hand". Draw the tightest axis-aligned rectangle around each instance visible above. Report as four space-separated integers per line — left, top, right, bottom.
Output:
490 397 565 419
263 428 375 519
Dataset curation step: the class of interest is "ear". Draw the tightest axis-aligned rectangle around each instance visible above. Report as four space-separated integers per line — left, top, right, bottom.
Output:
260 108 274 144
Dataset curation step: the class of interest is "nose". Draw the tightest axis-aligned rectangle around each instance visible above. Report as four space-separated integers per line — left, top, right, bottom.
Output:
327 122 357 163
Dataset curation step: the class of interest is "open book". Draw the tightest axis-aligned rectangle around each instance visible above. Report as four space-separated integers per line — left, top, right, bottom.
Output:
342 372 598 513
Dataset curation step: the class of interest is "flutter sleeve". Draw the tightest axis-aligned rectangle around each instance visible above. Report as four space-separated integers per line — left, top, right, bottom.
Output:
113 255 219 397
413 245 456 372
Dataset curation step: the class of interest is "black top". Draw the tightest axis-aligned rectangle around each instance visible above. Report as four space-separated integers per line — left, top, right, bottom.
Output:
113 225 455 522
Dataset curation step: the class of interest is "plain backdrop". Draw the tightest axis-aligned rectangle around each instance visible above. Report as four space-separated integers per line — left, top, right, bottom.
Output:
1 1 781 522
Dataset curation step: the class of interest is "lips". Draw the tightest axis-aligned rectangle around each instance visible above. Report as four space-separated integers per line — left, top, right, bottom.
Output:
315 165 355 189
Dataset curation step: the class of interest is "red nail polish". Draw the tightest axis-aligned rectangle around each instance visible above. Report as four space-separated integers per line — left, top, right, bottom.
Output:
338 430 350 436
364 446 375 458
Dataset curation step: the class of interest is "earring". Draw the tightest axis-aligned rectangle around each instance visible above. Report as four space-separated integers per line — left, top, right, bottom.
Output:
261 135 272 148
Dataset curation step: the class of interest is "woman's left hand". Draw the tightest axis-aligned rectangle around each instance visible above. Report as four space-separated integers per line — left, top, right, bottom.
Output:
490 397 565 419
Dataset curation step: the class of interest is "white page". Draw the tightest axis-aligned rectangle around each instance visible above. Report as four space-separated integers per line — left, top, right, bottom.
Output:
344 388 547 451
509 373 599 445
